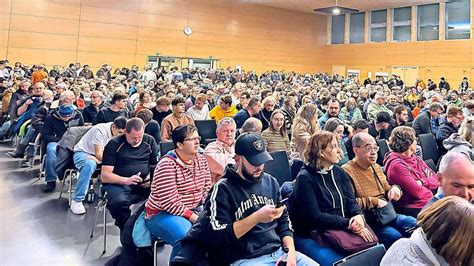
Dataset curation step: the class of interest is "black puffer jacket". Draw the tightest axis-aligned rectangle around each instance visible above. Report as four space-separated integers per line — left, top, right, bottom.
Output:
41 109 84 144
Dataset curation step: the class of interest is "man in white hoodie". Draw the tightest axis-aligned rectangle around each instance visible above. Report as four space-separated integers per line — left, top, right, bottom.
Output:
186 93 210 121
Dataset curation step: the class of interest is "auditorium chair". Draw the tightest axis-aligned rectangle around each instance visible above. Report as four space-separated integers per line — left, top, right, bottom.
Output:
264 151 292 186
194 120 217 146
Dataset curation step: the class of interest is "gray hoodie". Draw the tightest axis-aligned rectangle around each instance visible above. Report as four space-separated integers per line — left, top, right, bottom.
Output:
443 133 474 162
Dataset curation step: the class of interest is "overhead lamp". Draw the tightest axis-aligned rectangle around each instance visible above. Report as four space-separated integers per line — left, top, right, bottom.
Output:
332 7 341 15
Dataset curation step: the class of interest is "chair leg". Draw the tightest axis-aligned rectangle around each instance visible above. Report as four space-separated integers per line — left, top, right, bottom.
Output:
90 200 101 238
58 170 69 200
102 202 107 255
153 240 158 266
68 171 75 207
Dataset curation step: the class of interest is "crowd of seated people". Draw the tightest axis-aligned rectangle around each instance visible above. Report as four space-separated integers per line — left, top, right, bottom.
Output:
0 59 473 265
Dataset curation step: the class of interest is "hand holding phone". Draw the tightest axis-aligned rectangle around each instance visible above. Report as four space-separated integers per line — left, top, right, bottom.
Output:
275 198 288 208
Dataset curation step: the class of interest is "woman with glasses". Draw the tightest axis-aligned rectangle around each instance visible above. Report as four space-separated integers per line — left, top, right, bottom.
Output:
384 126 439 218
145 125 212 262
289 131 374 266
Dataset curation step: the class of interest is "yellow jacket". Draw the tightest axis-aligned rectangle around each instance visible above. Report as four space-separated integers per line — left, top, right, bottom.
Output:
210 105 238 123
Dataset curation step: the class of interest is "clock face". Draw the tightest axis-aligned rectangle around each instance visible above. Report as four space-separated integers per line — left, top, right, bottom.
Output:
183 26 193 36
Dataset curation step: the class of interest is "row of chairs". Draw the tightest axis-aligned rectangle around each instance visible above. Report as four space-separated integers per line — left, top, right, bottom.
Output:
377 133 441 168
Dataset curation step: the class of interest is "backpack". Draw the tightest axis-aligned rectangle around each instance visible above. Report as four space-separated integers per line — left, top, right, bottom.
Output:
55 125 91 180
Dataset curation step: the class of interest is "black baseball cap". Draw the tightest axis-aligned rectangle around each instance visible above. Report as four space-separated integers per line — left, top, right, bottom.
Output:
235 133 273 166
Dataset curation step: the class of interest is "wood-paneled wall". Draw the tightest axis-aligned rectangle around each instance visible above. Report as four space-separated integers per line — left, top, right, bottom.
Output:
326 2 474 86
0 0 327 73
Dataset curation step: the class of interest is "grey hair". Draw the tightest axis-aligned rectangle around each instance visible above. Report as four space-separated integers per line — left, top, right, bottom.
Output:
439 152 472 173
59 90 75 102
217 117 236 131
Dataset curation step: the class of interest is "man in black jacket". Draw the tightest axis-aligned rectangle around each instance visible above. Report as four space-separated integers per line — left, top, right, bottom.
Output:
436 106 464 155
184 133 315 265
82 90 104 124
42 103 84 192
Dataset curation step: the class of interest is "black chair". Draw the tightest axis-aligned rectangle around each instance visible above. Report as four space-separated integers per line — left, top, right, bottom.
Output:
159 141 175 157
195 120 217 145
264 151 292 186
424 159 436 172
376 139 389 166
333 244 386 266
418 133 440 164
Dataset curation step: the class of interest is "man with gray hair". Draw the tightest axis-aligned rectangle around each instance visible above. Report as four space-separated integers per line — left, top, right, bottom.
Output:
426 152 474 206
204 117 236 183
367 92 393 121
412 102 444 136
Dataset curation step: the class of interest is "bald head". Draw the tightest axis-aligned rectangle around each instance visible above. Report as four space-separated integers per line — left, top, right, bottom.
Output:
352 132 378 168
438 152 474 203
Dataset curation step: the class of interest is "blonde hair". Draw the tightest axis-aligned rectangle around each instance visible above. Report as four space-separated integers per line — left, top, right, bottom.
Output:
459 117 474 146
292 103 319 138
417 196 474 266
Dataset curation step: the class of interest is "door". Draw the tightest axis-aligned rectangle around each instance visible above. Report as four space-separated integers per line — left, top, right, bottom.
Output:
332 65 346 77
392 66 418 87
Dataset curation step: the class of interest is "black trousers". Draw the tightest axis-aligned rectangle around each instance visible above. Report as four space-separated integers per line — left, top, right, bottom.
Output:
102 184 150 230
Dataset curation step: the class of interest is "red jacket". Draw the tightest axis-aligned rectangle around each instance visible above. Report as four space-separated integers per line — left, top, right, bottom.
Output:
384 152 439 209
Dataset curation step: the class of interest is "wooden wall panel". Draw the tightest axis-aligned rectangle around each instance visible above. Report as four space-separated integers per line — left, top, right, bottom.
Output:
0 30 8 47
10 15 79 35
7 48 76 65
8 31 78 51
78 36 136 54
0 47 6 59
3 0 328 73
81 0 139 12
138 13 187 31
0 0 12 14
76 51 135 68
80 21 137 40
12 0 80 20
0 14 10 30
80 6 138 26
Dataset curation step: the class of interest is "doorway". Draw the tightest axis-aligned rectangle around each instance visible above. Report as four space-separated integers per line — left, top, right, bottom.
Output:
391 66 419 87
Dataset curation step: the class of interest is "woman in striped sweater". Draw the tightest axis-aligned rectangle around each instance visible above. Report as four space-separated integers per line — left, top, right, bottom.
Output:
261 109 291 153
145 124 212 262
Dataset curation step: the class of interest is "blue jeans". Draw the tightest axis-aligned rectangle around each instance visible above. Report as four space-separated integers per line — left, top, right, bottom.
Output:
294 236 344 266
73 151 97 202
231 247 317 266
44 142 58 182
145 211 191 262
0 121 11 137
373 214 417 249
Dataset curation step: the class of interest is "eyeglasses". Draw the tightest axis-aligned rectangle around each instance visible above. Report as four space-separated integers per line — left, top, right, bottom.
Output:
356 145 380 152
184 136 201 142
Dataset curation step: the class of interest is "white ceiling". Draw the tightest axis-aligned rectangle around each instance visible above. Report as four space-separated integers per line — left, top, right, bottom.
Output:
247 0 444 13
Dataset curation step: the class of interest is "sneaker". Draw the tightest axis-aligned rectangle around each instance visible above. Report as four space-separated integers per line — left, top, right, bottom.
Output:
43 181 56 193
21 161 31 168
70 200 86 215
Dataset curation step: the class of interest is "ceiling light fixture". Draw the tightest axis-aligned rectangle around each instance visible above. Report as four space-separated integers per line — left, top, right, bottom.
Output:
314 0 359 15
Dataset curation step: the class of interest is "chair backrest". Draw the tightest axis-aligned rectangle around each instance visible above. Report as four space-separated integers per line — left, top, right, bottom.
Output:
195 120 217 145
376 139 389 166
159 141 175 157
333 244 386 266
264 151 292 186
424 159 436 172
418 133 440 164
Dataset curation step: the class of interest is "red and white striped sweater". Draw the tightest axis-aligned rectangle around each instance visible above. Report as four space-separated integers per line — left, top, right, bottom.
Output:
145 151 212 220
